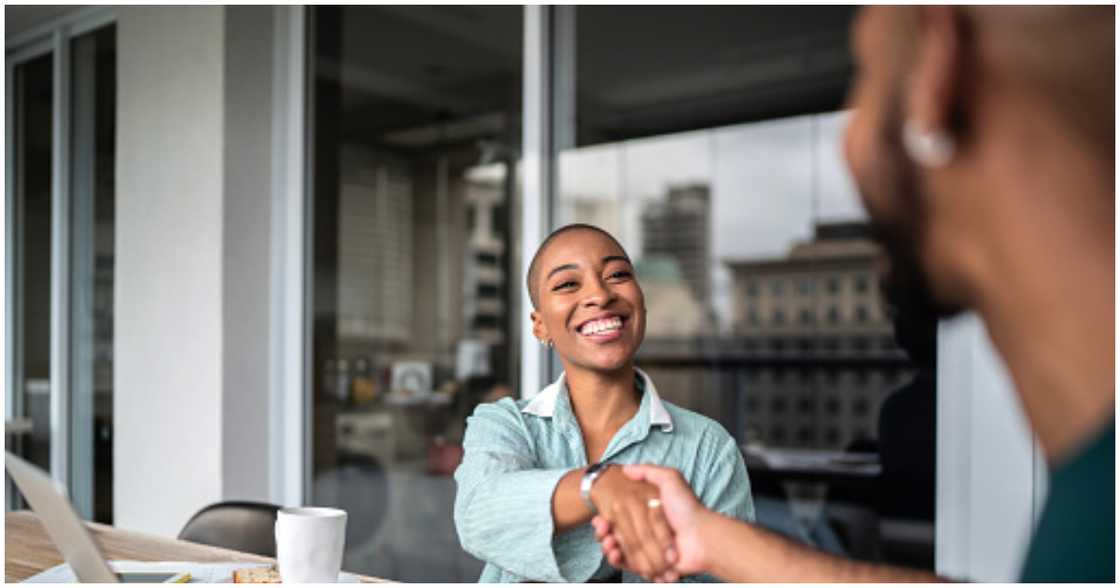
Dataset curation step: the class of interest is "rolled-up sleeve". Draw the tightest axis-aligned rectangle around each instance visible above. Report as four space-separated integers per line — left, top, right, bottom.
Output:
453 400 575 582
698 436 756 523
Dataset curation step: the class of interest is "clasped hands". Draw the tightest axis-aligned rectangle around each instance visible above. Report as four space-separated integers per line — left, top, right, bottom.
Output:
589 464 708 582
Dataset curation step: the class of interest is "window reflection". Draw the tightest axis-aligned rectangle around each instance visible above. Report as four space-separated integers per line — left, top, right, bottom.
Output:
309 6 521 581
558 5 934 570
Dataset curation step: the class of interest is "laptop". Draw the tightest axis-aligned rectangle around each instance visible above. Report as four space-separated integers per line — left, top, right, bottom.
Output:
5 451 189 583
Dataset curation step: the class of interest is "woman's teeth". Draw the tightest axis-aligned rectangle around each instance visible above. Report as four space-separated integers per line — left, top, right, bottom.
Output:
580 316 623 335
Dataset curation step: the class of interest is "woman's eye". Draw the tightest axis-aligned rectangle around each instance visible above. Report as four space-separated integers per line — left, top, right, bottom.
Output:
552 281 577 291
608 271 632 280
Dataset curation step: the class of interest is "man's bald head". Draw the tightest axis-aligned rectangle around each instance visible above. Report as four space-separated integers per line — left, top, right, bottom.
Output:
887 6 1114 161
969 6 1113 160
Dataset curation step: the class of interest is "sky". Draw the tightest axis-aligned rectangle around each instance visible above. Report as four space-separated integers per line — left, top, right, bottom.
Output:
558 110 865 260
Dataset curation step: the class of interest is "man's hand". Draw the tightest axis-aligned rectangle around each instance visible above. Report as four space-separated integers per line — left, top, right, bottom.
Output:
594 466 945 583
589 465 677 580
592 464 714 581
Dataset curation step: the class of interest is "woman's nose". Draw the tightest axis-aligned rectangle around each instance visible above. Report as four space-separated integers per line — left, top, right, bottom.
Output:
582 277 615 307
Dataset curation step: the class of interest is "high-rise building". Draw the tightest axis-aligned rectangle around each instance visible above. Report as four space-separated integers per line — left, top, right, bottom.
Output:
641 184 711 312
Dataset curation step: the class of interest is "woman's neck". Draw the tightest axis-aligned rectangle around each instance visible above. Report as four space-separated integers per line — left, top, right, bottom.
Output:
563 363 641 436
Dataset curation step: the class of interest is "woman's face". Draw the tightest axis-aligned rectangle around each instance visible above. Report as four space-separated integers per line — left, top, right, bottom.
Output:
531 229 646 375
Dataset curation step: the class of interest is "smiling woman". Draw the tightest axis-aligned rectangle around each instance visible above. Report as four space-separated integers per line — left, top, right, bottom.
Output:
452 224 756 582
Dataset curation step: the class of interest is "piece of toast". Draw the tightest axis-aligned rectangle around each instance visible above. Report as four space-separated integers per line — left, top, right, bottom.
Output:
232 566 281 583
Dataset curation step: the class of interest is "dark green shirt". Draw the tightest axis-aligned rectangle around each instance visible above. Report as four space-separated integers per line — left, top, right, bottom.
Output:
1020 421 1115 582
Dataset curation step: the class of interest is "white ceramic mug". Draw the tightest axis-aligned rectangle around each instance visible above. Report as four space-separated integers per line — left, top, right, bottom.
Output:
275 507 347 583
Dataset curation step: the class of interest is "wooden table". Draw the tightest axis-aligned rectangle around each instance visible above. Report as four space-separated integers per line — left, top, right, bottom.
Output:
5 511 389 582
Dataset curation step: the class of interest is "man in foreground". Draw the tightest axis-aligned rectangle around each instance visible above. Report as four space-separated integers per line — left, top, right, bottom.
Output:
594 5 1114 582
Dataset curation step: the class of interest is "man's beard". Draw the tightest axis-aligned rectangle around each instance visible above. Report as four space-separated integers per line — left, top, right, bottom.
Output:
865 98 966 324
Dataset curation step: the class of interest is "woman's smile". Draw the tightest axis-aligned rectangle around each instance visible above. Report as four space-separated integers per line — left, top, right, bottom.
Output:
574 313 629 343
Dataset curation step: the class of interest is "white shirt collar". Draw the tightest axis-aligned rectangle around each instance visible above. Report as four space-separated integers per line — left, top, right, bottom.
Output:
521 367 674 433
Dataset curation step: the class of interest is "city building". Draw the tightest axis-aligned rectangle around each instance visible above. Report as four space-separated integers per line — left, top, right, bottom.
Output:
641 184 712 313
723 221 907 450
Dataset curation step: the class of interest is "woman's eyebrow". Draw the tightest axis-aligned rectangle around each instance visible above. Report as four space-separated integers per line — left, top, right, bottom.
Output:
547 255 630 280
546 263 579 280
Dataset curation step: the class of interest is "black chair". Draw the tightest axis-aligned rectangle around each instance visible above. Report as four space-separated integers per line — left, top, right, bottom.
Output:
178 501 281 557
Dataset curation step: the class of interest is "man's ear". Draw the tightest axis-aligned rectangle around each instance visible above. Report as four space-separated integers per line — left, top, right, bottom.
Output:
530 311 548 343
906 6 965 133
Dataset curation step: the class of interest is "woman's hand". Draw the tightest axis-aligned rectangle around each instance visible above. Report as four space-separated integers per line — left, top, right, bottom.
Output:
588 465 677 580
593 464 714 582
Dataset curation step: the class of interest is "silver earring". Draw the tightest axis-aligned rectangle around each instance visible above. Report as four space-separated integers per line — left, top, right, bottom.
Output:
903 120 955 168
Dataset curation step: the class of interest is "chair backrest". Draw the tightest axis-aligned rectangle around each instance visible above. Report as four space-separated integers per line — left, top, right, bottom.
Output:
178 501 281 558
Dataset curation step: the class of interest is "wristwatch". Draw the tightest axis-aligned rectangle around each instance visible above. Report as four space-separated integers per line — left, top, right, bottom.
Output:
580 461 611 514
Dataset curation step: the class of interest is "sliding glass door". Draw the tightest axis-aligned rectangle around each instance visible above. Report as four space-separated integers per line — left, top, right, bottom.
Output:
5 14 117 523
8 52 55 482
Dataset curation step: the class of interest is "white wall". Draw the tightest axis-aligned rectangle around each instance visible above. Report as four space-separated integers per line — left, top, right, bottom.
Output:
936 313 1047 581
114 6 227 537
115 5 287 536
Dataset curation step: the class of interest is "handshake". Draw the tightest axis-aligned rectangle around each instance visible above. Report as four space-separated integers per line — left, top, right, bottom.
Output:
589 464 945 584
588 464 717 583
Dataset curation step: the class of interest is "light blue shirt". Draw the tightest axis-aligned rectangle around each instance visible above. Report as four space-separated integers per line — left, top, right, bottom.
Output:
453 368 755 582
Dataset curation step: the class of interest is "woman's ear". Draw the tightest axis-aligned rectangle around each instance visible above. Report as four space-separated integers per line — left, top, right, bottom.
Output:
530 311 548 343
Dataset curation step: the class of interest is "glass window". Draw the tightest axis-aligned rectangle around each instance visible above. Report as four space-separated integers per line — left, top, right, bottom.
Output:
556 6 935 570
68 24 117 524
307 6 521 581
11 53 54 479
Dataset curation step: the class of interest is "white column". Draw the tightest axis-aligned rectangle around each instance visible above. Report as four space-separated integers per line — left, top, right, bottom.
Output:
115 6 226 537
268 5 308 508
936 313 1046 581
520 6 553 398
222 5 277 504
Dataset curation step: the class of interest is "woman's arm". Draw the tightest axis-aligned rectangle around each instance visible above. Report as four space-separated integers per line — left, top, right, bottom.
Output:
454 401 576 581
454 401 675 581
